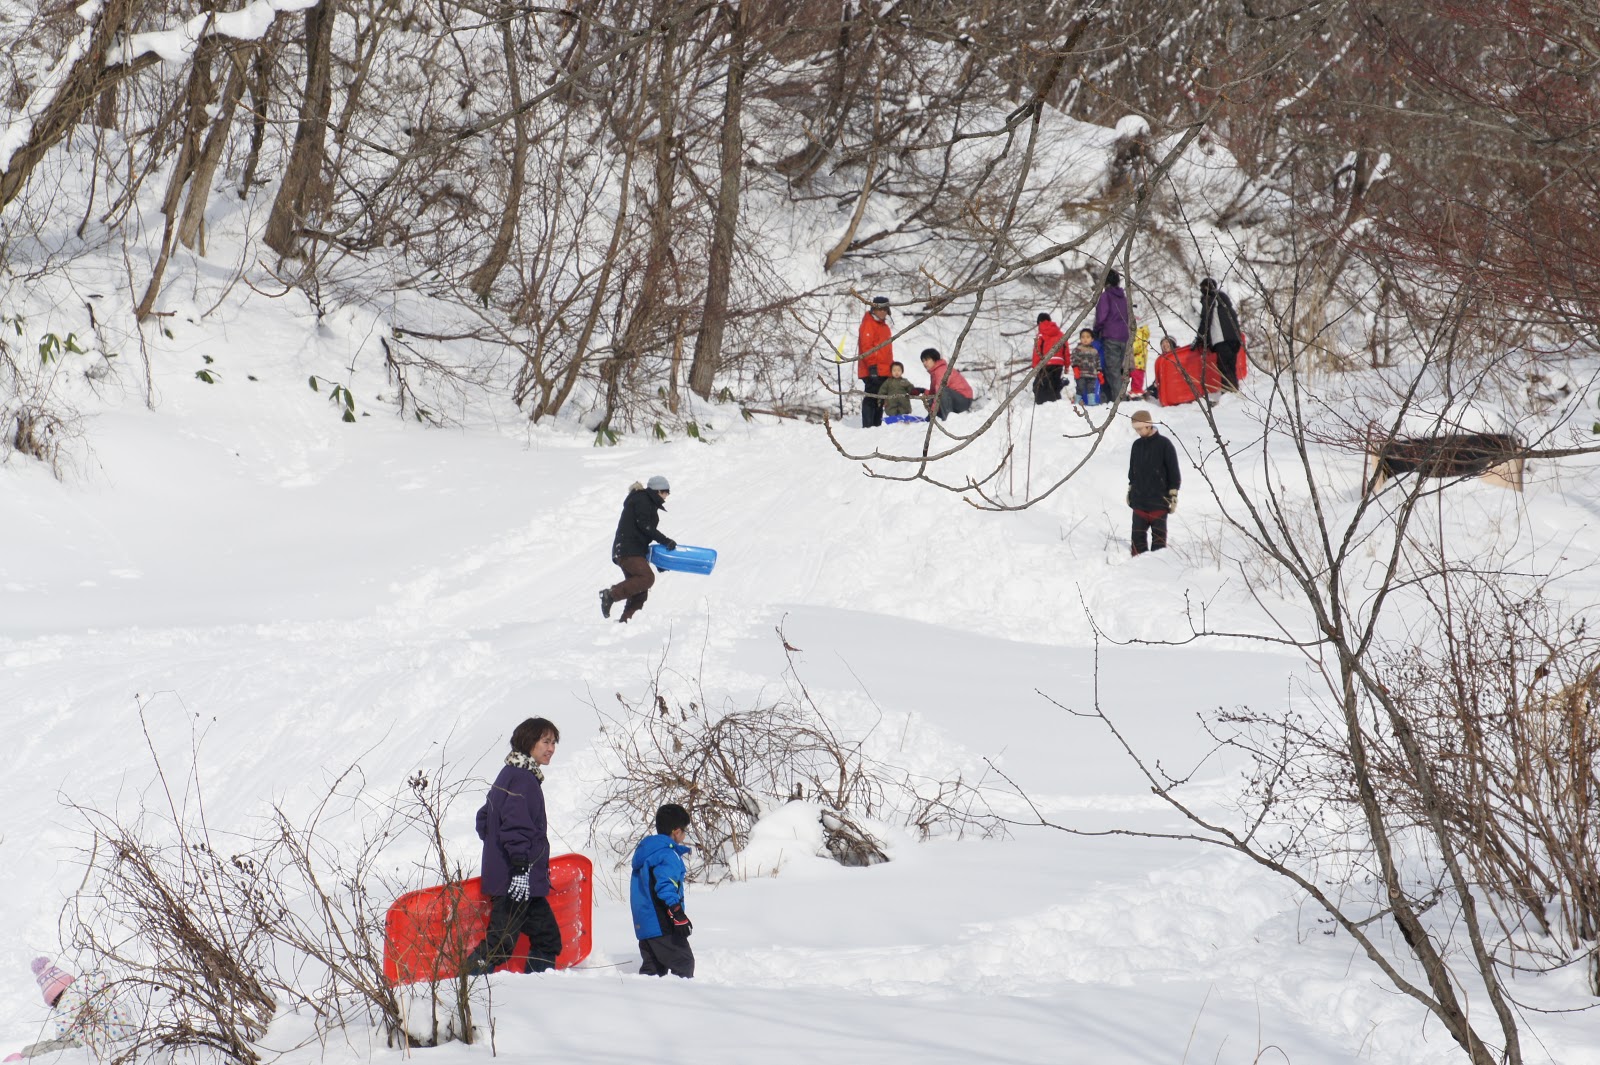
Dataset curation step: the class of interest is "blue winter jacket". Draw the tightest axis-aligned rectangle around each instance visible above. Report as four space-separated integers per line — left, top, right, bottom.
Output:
475 760 550 897
630 833 692 940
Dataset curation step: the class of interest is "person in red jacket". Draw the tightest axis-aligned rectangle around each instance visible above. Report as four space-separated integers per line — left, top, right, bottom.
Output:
919 348 974 420
857 296 894 427
1031 313 1067 404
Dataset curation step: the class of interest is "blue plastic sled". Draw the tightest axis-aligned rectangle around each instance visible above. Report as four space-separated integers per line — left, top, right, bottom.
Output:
883 414 928 424
650 543 718 575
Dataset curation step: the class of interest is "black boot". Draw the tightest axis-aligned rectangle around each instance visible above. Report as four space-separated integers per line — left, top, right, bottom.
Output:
599 589 614 618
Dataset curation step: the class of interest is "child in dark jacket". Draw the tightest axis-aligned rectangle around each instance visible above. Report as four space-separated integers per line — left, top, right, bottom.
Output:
630 804 695 978
1070 329 1102 405
877 361 918 417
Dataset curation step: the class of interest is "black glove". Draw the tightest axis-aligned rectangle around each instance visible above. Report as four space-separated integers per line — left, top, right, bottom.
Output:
1165 489 1179 513
1125 487 1131 507
661 538 678 551
665 903 693 937
507 863 530 903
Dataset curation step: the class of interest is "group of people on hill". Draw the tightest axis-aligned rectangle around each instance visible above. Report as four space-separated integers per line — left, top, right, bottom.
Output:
850 273 1239 558
1030 273 1243 406
855 296 973 427
461 716 697 980
853 274 1241 425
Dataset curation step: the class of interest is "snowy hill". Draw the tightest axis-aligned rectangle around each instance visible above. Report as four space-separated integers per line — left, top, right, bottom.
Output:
5 310 1597 1064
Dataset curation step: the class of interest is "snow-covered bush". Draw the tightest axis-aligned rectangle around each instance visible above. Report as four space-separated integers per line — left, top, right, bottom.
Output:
587 629 1002 880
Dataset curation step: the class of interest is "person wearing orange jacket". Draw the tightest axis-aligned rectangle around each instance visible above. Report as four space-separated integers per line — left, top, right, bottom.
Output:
857 296 894 427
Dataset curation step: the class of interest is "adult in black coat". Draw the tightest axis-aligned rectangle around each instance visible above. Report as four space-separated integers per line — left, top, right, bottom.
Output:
600 475 676 623
1193 276 1243 391
1127 409 1181 555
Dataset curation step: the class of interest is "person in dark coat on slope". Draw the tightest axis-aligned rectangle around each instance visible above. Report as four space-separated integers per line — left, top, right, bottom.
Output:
1127 409 1181 555
463 717 563 976
1193 276 1243 392
600 475 676 623
630 803 695 978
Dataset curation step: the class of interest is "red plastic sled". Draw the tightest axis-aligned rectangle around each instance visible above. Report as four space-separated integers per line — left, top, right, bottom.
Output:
1156 344 1223 406
382 853 594 985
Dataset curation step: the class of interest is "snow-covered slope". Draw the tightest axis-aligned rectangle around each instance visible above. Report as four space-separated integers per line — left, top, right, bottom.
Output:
5 313 1598 1064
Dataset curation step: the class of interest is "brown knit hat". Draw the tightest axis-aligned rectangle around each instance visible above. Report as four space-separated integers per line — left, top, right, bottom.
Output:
1130 410 1152 426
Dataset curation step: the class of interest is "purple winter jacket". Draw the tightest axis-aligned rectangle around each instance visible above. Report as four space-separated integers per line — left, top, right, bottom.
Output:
475 760 551 897
1094 286 1131 342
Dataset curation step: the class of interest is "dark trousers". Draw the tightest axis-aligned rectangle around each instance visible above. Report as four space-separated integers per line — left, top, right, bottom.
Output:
465 894 563 975
608 555 654 622
638 934 695 978
1033 365 1063 404
861 374 884 427
935 388 972 420
1131 508 1169 555
1101 339 1128 402
1211 340 1241 391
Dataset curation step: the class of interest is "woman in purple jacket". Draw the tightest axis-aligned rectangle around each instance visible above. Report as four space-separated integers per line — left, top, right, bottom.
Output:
463 717 562 975
1094 270 1132 403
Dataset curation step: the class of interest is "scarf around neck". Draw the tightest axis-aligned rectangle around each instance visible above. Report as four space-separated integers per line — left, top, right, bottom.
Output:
506 750 545 781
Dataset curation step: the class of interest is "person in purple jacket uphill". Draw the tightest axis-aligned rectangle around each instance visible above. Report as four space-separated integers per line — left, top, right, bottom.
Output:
599 476 676 623
1094 269 1132 403
630 803 695 978
462 717 562 976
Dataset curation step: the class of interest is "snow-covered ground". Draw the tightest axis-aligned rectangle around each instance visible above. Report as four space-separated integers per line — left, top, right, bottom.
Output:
5 304 1598 1065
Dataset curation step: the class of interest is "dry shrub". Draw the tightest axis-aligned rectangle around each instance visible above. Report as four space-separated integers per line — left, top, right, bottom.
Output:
1215 581 1600 995
62 702 485 1059
588 627 1002 879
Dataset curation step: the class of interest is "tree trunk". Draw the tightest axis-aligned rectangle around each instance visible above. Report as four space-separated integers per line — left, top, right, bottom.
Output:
602 24 681 426
686 5 744 399
238 41 275 199
134 32 220 320
469 13 528 302
264 0 339 256
178 46 253 254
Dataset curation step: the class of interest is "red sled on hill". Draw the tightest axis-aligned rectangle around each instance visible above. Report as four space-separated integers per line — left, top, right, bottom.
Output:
381 853 594 986
1155 342 1248 407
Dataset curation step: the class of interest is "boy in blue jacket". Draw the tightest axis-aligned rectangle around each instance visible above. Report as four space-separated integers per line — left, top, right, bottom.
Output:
630 803 695 978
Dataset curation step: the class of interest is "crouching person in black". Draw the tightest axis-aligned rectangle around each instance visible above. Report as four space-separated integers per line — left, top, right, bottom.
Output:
463 717 563 975
630 803 695 978
1127 409 1181 555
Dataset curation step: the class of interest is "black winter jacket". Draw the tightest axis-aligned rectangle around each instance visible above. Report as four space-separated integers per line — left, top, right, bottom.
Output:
612 487 672 561
1128 431 1182 510
1193 287 1242 350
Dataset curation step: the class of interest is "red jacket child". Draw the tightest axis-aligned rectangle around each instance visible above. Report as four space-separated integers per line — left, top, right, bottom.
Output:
1032 318 1068 367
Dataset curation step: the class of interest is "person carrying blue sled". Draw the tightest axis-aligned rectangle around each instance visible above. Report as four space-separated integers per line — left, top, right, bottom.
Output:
600 476 677 623
630 803 696 978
